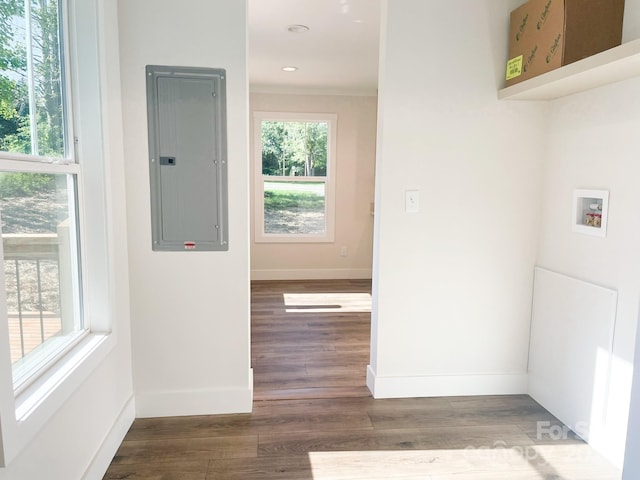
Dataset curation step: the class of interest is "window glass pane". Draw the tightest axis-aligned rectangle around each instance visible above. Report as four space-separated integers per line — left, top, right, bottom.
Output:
0 0 65 158
264 180 325 235
261 121 328 177
0 171 81 384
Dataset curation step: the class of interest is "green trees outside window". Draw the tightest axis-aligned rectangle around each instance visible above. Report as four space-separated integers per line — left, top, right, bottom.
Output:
260 120 330 235
0 0 65 158
261 121 328 177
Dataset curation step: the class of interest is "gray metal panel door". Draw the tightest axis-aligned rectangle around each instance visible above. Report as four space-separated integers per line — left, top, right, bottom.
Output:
147 66 228 251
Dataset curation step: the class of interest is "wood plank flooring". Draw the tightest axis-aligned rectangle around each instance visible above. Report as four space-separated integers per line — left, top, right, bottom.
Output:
251 279 372 400
103 280 621 480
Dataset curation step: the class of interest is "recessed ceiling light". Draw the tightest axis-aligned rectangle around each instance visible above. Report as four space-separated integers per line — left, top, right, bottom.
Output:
287 24 309 33
282 66 298 72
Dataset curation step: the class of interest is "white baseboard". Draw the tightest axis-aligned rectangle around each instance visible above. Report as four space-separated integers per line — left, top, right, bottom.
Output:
84 396 135 480
251 268 372 281
135 369 253 418
366 365 528 399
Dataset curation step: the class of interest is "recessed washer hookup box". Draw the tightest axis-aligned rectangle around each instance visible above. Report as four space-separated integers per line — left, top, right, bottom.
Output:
505 0 624 87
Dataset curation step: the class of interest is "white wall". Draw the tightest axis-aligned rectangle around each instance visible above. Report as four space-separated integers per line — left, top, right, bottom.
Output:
118 0 252 417
0 0 134 477
536 77 640 466
624 317 640 478
623 0 640 436
371 0 640 466
250 93 377 280
368 0 547 398
535 2 640 465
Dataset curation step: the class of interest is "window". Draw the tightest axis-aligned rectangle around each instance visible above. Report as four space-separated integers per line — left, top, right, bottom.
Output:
0 0 83 392
0 0 114 466
254 112 337 243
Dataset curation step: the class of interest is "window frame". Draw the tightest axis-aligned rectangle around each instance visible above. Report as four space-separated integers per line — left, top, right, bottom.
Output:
1 165 86 396
0 0 116 466
0 0 86 393
253 111 337 243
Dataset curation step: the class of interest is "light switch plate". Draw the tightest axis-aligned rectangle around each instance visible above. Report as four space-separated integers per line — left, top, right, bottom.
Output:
405 190 419 213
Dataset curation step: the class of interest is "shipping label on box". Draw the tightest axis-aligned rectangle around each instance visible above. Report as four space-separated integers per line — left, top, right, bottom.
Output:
506 55 523 80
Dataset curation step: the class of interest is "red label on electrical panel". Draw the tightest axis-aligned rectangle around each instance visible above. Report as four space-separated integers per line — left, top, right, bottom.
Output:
184 241 196 250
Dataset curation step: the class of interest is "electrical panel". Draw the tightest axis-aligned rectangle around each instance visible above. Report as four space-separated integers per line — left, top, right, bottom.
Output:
146 65 228 251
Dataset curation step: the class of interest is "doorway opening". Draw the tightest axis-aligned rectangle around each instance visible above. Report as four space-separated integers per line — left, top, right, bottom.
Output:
247 0 380 401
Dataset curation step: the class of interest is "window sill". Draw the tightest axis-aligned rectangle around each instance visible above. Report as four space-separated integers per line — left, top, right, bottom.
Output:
13 330 90 396
15 333 111 420
255 234 335 244
1 332 114 466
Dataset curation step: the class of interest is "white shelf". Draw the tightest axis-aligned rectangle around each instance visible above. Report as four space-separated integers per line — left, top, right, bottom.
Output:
498 39 640 101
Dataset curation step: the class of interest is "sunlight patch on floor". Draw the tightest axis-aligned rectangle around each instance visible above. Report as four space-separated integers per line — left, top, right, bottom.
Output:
283 293 372 313
307 443 620 480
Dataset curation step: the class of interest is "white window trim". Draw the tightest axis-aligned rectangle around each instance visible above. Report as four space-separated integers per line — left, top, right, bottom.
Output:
253 111 337 243
0 0 116 466
0 0 86 397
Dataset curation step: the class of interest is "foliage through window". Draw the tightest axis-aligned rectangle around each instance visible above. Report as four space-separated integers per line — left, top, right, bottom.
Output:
261 121 328 177
255 113 336 242
1 0 66 157
0 0 83 391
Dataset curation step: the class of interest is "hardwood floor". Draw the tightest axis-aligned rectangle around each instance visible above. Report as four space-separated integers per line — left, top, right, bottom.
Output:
103 280 621 480
251 279 372 400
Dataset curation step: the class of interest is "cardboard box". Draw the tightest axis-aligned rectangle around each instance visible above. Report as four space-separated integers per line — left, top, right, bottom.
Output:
505 0 625 87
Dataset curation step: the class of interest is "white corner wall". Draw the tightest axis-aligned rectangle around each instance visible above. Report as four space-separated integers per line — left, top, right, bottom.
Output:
0 1 134 478
118 0 252 417
368 0 547 398
536 77 640 466
535 3 640 466
250 93 377 280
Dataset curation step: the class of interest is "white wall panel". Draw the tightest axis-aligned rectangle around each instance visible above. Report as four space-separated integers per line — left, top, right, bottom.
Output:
529 267 617 444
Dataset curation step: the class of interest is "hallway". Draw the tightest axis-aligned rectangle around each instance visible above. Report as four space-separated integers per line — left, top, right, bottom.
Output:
251 279 372 401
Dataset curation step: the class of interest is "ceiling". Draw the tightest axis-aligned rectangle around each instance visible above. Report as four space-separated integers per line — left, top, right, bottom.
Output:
248 0 380 95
